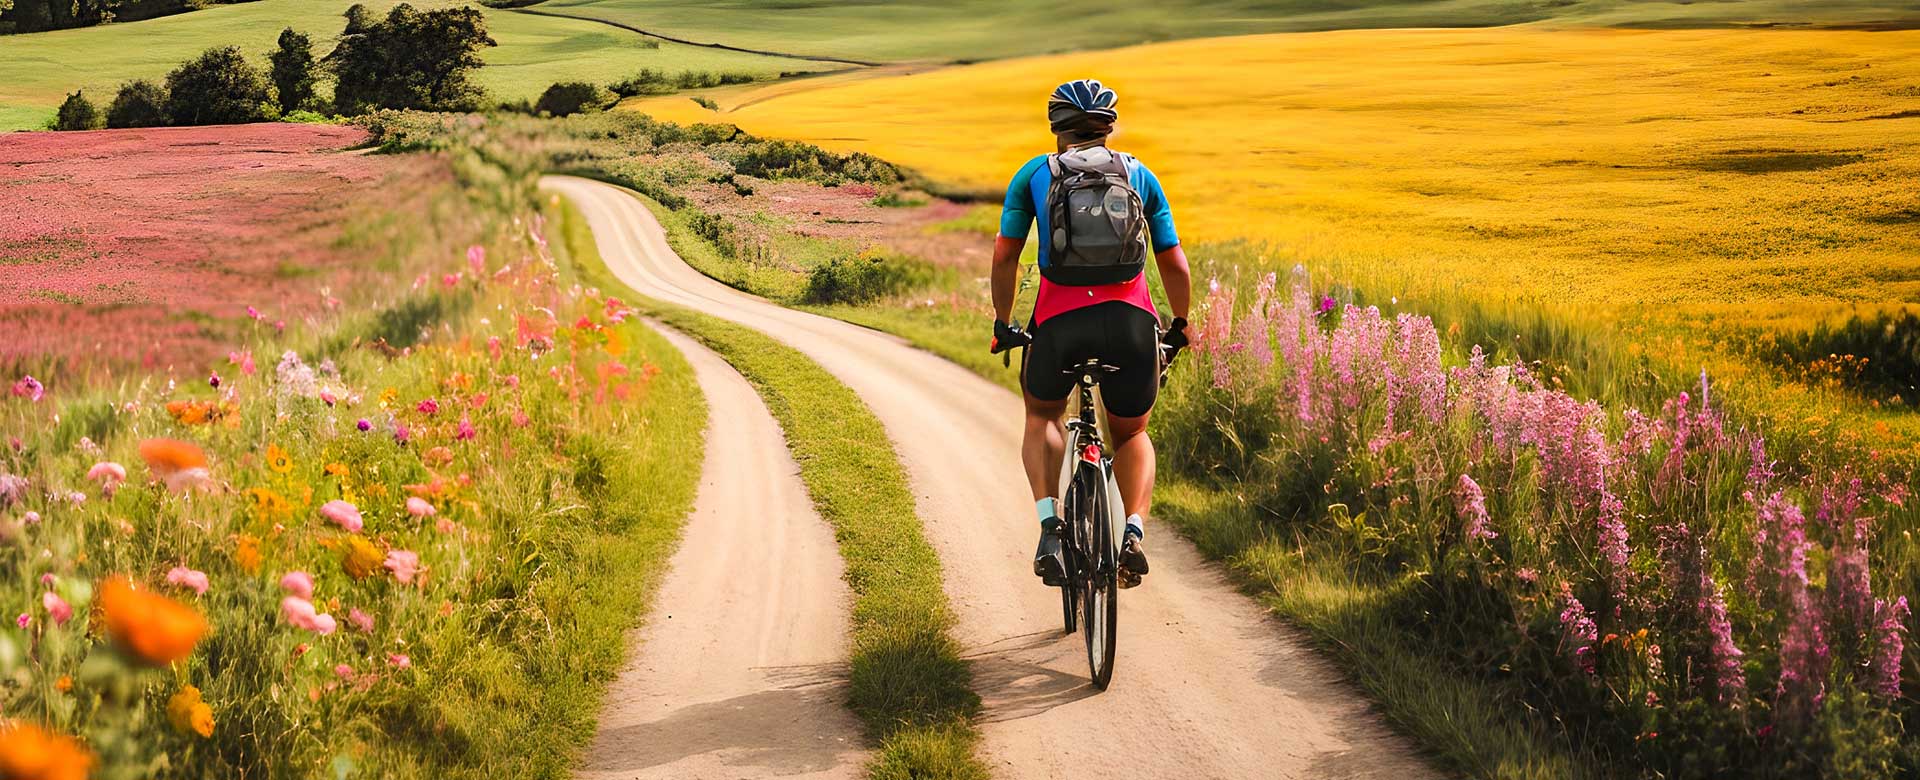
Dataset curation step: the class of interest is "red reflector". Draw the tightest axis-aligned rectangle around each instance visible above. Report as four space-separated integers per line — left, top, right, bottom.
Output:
1082 444 1101 463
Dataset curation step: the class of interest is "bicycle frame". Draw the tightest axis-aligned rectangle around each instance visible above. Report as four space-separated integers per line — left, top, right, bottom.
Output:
1054 358 1123 688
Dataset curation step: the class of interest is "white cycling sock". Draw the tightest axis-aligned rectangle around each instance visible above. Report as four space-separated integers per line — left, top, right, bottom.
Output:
1037 497 1059 524
1126 513 1145 538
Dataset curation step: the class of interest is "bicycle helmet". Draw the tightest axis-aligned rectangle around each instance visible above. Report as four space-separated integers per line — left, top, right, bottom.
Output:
1048 78 1118 138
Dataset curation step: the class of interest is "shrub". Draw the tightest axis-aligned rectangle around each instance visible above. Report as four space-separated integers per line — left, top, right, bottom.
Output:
268 27 318 113
163 46 277 126
342 2 373 34
54 90 103 131
534 81 613 117
802 250 918 305
608 69 675 97
106 80 169 128
333 4 496 114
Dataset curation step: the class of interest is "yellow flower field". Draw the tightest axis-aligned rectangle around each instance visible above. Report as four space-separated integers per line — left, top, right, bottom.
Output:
631 27 1920 330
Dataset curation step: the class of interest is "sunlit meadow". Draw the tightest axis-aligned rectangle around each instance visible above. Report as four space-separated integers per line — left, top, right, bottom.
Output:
0 210 699 775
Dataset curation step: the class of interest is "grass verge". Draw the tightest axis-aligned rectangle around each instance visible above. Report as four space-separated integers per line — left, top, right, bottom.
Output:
543 190 990 780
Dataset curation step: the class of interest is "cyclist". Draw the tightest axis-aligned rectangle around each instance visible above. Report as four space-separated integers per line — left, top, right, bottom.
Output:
990 78 1191 589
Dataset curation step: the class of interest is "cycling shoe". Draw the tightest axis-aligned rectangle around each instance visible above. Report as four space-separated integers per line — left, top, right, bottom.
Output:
1034 520 1066 587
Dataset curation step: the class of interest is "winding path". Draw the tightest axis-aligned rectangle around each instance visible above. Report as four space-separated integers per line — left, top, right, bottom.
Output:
577 326 865 779
549 174 1440 780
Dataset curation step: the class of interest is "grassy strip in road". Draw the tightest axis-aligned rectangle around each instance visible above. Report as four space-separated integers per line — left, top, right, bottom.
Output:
545 191 989 780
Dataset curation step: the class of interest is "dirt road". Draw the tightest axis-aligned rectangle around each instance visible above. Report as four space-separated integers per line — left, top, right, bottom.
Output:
548 175 1439 780
577 326 865 779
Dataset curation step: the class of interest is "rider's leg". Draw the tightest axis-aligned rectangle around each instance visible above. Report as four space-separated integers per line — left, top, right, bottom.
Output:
1022 391 1068 501
1108 412 1154 518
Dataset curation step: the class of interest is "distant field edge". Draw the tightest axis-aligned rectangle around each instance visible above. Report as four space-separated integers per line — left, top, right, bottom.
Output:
507 7 885 67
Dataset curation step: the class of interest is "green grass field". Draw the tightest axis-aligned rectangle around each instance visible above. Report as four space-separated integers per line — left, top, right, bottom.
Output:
0 0 827 130
535 0 1917 62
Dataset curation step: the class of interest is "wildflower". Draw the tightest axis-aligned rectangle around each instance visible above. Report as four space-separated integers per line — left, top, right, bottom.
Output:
280 596 337 635
423 447 454 467
320 390 338 407
228 349 256 375
165 567 210 596
394 423 411 445
1559 595 1599 675
246 305 262 320
455 416 476 441
10 375 45 402
232 534 262 574
13 614 25 629
208 372 221 389
349 608 375 634
335 663 355 680
417 398 440 416
85 461 126 496
166 686 215 738
279 571 314 600
1872 597 1909 698
512 409 530 428
1516 568 1538 585
41 592 71 626
1455 474 1496 542
343 537 383 579
468 245 486 273
320 500 363 533
357 418 372 432
0 720 95 780
384 550 421 584
406 496 436 518
324 462 349 478
22 511 40 525
54 676 70 693
99 575 207 665
0 474 27 508
389 653 411 670
138 438 210 492
265 444 293 474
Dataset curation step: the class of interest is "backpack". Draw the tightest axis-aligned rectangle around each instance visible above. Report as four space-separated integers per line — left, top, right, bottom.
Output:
1041 146 1149 286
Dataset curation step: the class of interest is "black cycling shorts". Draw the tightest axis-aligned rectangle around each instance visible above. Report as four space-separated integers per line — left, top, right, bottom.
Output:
1022 301 1160 418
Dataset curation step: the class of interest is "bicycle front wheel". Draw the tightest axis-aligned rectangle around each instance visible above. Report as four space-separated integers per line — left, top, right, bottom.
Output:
1082 471 1118 689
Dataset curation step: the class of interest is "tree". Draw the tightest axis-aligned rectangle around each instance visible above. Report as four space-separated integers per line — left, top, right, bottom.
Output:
268 27 317 113
54 90 104 131
331 4 495 114
163 46 277 126
341 3 371 34
106 79 169 128
534 82 612 117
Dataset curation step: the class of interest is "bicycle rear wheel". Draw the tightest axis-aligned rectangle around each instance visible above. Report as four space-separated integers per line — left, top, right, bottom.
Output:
1081 470 1118 689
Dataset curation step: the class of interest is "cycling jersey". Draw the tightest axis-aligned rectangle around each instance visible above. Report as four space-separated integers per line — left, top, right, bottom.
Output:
999 150 1180 326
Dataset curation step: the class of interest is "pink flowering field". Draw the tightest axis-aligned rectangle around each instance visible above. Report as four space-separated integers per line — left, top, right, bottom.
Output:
0 200 702 775
1153 265 1918 777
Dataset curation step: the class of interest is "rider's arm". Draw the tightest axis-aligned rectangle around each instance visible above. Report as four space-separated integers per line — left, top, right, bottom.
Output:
1154 245 1191 322
991 236 1025 324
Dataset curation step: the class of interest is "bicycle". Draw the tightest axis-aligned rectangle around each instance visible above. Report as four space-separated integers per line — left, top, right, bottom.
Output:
994 327 1180 690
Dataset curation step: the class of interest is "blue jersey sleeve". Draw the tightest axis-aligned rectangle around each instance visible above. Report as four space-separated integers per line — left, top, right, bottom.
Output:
1135 162 1180 253
998 155 1047 241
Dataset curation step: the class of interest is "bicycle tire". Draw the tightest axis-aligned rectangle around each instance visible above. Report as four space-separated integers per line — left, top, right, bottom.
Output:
1059 479 1082 634
1082 467 1118 689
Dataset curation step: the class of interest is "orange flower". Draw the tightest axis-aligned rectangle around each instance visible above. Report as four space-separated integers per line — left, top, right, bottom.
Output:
0 720 94 780
264 445 293 474
138 438 210 492
98 576 207 666
166 686 215 739
54 676 71 693
231 534 262 574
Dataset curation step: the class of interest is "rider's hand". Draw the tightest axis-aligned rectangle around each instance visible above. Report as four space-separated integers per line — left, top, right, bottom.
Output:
991 320 1031 354
1160 317 1189 362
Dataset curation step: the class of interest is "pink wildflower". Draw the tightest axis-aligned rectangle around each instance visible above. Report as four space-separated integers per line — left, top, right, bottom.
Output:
467 245 486 274
0 474 27 507
455 416 476 441
1872 597 1909 698
42 591 72 625
1560 594 1599 675
246 305 262 320
87 461 126 496
14 613 27 629
1455 473 1496 542
335 663 355 680
279 571 315 600
319 500 363 533
384 550 421 584
209 372 221 389
22 511 40 525
281 596 337 635
357 418 372 432
165 567 210 596
388 653 411 670
349 607 375 634
10 375 44 402
416 398 439 416
406 497 436 518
